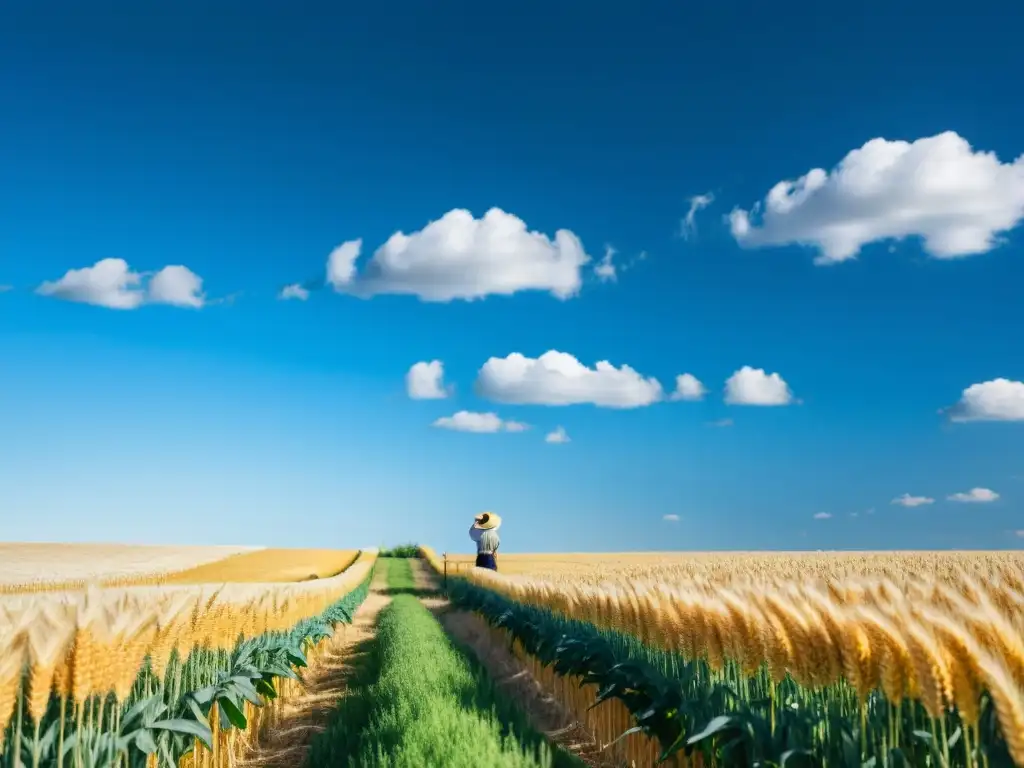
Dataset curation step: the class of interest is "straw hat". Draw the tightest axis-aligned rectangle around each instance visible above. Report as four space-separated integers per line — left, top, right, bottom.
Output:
472 511 502 530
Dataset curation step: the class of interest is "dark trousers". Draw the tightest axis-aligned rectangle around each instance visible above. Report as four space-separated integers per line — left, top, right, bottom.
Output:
475 552 497 570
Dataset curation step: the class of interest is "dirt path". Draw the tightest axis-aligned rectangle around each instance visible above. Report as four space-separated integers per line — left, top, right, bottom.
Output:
409 560 619 768
239 564 392 768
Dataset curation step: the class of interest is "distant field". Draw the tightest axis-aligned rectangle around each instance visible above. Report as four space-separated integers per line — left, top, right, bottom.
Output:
0 543 362 592
439 549 1024 583
0 542 263 592
159 547 359 583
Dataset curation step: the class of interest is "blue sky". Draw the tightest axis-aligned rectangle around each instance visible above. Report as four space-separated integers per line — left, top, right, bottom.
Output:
2 0 1023 556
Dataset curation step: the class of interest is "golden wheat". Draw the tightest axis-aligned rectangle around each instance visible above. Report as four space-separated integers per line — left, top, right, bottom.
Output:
158 547 359 584
438 549 1024 587
0 549 378 736
429 547 1024 754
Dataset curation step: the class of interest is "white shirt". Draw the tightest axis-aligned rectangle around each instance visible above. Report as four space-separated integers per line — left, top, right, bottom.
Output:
468 525 500 554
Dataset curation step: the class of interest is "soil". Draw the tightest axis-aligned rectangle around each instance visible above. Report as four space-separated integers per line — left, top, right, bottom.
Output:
239 564 393 768
408 560 620 768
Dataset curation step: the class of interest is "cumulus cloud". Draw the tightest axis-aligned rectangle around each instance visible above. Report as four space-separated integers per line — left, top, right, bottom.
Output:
147 266 205 308
670 373 706 401
37 258 145 309
892 493 935 508
37 259 209 309
663 514 680 522
945 379 1024 422
431 411 526 433
325 208 590 302
948 487 1000 503
724 366 795 406
545 426 571 444
813 512 833 520
406 360 449 400
279 283 310 301
729 131 1024 264
476 351 664 408
681 192 714 238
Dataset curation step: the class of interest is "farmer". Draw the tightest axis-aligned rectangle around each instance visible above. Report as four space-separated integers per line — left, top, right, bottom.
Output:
469 511 501 571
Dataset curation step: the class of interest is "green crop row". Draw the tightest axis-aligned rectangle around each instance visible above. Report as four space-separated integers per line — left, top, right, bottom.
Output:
447 577 1017 768
305 559 584 768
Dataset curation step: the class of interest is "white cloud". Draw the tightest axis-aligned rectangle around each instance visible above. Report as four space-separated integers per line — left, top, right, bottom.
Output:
670 373 706 401
37 258 145 309
325 208 590 302
813 512 832 520
147 265 205 308
593 245 617 282
681 193 714 238
406 360 449 400
729 131 1024 264
37 259 208 309
279 283 310 301
708 418 734 427
947 487 1000 503
892 493 935 508
663 514 680 522
431 411 526 434
325 239 363 290
594 246 648 281
945 379 1024 422
476 351 664 408
545 426 571 444
724 366 795 406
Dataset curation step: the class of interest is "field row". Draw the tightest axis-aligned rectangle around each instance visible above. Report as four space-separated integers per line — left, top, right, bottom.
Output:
304 558 581 767
423 546 1024 767
0 549 377 766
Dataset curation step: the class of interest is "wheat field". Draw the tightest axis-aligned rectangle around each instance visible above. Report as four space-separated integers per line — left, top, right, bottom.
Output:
0 547 379 767
0 542 263 592
158 547 359 584
0 543 363 594
425 547 1024 765
439 549 1024 582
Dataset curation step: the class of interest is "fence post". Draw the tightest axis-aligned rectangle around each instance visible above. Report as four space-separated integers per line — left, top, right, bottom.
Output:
442 552 448 592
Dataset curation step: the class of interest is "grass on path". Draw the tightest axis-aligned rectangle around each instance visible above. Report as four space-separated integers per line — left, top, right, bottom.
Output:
305 558 583 768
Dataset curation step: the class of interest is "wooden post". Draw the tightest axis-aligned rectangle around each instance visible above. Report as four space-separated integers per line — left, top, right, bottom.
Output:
442 552 448 592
